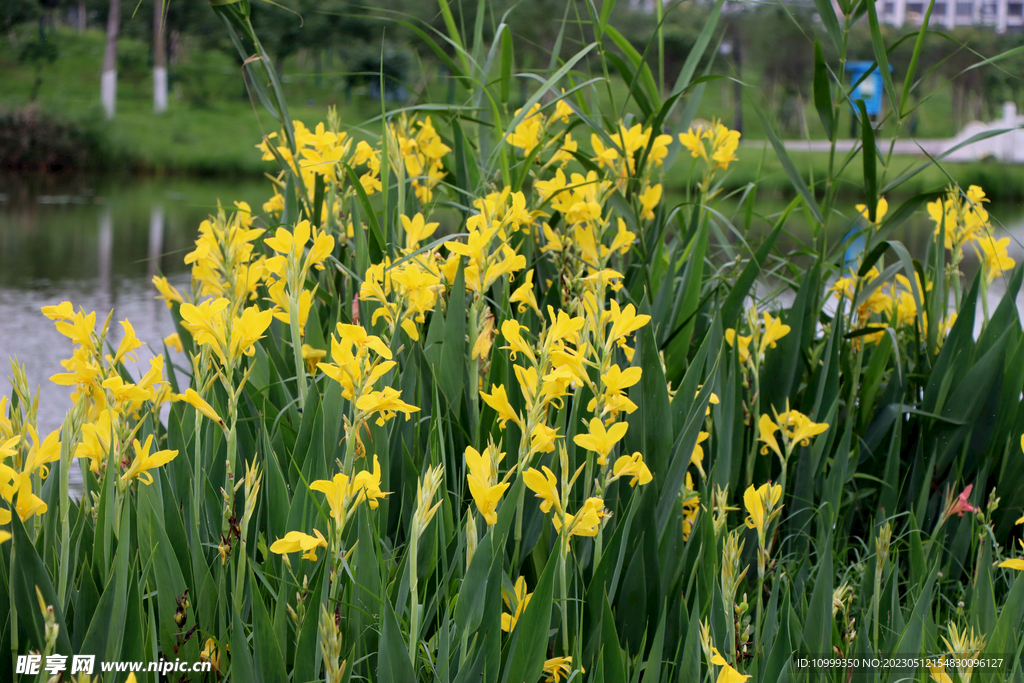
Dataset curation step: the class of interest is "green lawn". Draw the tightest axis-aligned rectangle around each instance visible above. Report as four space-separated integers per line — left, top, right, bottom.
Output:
1 26 387 175
3 24 1017 199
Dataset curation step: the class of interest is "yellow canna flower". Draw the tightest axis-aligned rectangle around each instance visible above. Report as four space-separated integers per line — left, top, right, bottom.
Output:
709 122 741 171
480 384 522 429
758 414 783 460
554 497 608 538
400 212 440 250
54 309 97 352
336 324 393 360
351 455 388 509
606 300 650 346
467 475 509 526
679 126 709 163
710 647 750 683
856 197 889 223
41 301 74 321
573 417 628 466
542 656 574 683
23 426 60 479
13 470 48 521
612 452 653 487
528 423 559 456
164 333 183 353
301 344 327 375
724 328 751 363
506 103 545 155
690 431 709 478
355 387 420 426
743 482 782 537
0 530 9 545
465 445 508 525
175 389 225 427
927 661 954 683
757 311 790 358
638 183 662 221
509 269 541 315
523 466 562 514
998 540 1024 570
102 376 153 412
591 133 620 169
309 472 351 526
471 314 495 360
779 409 829 447
121 434 179 485
112 319 143 364
648 133 673 167
501 576 533 632
976 234 1015 283
229 305 274 360
74 409 117 472
270 529 328 562
152 274 187 307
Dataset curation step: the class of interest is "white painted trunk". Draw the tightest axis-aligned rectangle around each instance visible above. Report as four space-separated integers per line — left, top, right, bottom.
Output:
101 0 120 119
154 67 168 113
101 70 117 119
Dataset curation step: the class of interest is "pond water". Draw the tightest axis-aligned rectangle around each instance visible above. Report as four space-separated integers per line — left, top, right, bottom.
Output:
1 178 1023 438
0 177 268 438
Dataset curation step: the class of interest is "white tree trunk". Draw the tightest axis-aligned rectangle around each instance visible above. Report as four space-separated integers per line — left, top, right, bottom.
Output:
153 0 167 113
101 0 120 119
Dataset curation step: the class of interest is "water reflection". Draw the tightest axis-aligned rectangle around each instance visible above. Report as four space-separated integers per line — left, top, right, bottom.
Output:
0 177 268 437
0 180 1021 435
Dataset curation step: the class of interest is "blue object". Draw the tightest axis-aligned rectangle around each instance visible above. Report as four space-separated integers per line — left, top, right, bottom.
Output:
845 61 888 117
841 226 866 269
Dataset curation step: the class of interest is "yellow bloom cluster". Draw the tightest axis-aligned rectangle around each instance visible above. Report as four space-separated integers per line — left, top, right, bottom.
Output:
928 184 1015 283
724 304 791 368
443 189 531 293
390 114 450 204
831 268 930 346
317 323 418 426
758 405 829 464
465 443 509 525
679 119 741 173
259 115 383 223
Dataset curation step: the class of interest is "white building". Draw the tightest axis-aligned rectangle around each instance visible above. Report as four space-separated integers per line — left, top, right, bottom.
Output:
878 0 1023 32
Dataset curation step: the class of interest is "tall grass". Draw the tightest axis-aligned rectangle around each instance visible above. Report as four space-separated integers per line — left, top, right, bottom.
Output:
1 0 1023 682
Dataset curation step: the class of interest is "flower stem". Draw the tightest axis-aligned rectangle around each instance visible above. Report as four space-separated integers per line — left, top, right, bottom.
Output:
289 288 308 409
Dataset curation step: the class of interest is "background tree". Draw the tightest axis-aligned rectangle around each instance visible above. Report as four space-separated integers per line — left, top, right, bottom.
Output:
101 0 119 118
154 0 166 113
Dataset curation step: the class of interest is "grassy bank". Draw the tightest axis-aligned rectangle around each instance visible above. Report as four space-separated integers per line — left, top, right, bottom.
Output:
0 26 381 175
3 25 1023 201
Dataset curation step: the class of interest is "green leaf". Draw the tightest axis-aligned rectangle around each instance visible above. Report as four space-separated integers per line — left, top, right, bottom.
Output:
720 219 785 330
812 0 843 52
252 580 289 682
635 298 673 477
864 0 899 117
499 24 514 105
10 513 73 655
813 38 834 141
600 591 628 683
603 24 661 112
232 603 260 683
379 596 416 683
500 546 558 683
762 591 792 683
858 100 878 222
753 100 823 224
343 162 385 263
984 571 1024 655
801 535 832 656
670 0 724 96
